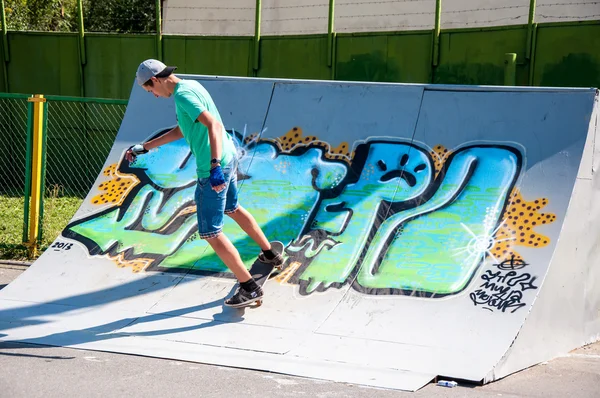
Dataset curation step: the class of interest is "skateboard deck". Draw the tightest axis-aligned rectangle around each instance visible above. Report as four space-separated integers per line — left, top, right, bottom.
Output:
247 240 284 307
226 241 285 308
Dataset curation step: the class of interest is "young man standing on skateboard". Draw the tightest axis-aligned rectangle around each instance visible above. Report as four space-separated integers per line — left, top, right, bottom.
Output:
126 59 283 307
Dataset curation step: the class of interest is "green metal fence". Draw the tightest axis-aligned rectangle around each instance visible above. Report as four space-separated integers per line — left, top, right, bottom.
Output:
0 93 127 260
0 93 30 259
41 96 126 253
45 97 126 196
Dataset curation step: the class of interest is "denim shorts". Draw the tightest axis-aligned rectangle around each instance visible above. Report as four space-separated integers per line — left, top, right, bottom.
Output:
195 158 239 239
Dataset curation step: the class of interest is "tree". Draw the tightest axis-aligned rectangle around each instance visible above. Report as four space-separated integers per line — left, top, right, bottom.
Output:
83 0 156 33
1 0 157 33
2 0 78 32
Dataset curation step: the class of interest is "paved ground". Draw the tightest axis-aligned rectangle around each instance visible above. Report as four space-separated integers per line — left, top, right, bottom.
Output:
1 265 599 397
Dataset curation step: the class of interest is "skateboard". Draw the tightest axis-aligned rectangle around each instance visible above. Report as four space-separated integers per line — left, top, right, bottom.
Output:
229 241 285 308
249 240 285 307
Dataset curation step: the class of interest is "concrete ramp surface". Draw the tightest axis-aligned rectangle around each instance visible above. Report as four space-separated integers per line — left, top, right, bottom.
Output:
1 77 598 391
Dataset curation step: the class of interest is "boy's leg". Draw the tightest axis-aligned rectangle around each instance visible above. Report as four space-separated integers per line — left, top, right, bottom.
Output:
205 233 252 282
196 164 254 284
196 161 263 307
226 206 283 266
227 206 270 250
223 162 282 266
209 231 264 307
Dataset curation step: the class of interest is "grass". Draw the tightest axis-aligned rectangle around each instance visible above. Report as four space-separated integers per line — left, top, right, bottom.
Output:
0 191 83 261
0 196 27 260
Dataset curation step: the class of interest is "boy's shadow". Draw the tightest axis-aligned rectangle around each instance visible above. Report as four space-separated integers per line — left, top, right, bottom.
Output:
12 285 252 349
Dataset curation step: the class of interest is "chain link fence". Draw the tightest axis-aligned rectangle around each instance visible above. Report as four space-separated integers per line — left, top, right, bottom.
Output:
0 94 30 259
41 97 126 251
0 94 127 260
45 98 126 197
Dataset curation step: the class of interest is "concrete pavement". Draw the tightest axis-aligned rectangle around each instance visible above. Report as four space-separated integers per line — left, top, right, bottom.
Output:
1 265 599 397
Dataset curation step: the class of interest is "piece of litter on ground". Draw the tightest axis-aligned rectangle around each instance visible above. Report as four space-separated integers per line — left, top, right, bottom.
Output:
437 380 458 388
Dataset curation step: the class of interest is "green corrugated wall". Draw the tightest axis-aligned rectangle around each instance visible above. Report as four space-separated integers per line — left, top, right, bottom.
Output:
0 21 598 99
435 26 529 85
84 34 156 99
7 32 81 96
533 23 600 88
257 35 330 80
336 31 433 83
163 36 253 77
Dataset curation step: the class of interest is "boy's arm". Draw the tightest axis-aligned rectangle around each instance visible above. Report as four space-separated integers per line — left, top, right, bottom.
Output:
144 125 183 150
197 111 222 166
125 126 183 162
197 110 226 193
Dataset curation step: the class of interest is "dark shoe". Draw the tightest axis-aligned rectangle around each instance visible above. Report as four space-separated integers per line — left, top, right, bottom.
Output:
224 285 264 308
258 250 284 269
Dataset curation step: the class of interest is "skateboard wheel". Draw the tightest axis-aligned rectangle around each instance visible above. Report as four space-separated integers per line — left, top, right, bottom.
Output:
256 300 263 307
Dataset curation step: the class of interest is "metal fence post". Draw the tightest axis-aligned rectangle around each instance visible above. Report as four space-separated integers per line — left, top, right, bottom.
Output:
25 94 47 258
432 0 442 68
528 25 538 86
504 53 517 86
22 100 34 243
253 0 262 73
156 0 162 60
0 0 8 62
37 99 49 245
328 0 336 79
526 0 538 86
77 0 86 97
77 0 86 65
0 0 9 91
526 0 536 60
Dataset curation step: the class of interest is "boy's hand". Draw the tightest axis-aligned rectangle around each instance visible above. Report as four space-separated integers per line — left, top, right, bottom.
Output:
125 144 148 163
209 165 226 193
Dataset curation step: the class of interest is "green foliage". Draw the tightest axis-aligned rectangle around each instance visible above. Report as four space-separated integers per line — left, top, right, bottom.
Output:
1 0 157 33
83 0 156 33
3 0 78 32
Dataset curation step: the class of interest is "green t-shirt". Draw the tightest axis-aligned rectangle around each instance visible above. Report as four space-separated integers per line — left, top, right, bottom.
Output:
173 79 236 178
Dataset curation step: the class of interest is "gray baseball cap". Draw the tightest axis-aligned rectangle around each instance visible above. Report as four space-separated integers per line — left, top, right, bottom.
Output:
136 59 177 86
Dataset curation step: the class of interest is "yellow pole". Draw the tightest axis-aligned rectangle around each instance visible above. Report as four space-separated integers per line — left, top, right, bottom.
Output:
26 94 46 258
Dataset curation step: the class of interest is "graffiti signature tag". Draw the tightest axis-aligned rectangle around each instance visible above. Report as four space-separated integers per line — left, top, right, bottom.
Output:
470 266 538 313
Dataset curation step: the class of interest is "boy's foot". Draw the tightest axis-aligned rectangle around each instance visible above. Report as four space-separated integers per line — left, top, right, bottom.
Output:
224 285 264 308
258 249 284 269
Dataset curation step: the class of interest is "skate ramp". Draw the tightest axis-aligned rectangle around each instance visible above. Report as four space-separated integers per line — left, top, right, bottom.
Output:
0 76 598 391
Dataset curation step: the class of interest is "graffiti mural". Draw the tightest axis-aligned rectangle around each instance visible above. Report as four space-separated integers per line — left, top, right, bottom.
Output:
292 143 522 296
63 126 557 301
